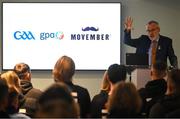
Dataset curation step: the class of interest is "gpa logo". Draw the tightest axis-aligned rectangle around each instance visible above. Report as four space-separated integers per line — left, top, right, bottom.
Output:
40 31 64 40
14 31 35 40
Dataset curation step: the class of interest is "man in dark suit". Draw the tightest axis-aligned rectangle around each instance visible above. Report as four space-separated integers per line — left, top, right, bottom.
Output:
124 17 178 68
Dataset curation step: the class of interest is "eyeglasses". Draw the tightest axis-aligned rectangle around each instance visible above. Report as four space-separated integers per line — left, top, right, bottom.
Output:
146 28 157 33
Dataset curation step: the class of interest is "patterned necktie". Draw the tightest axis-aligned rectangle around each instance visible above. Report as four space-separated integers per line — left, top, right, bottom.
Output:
151 40 158 65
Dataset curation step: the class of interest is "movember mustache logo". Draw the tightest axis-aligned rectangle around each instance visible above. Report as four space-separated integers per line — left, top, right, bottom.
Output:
82 27 99 31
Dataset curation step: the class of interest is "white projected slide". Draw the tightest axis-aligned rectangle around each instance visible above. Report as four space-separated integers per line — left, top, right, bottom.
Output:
2 2 121 70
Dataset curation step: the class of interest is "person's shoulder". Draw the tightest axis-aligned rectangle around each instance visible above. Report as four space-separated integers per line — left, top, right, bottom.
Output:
73 84 89 93
140 35 151 41
92 91 108 100
28 87 42 93
30 88 42 94
92 92 109 106
25 87 42 98
140 35 149 38
160 35 173 42
92 93 102 102
141 35 148 38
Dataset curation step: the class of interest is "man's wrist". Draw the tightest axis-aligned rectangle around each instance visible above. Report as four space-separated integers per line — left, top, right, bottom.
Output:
125 28 131 32
126 27 132 30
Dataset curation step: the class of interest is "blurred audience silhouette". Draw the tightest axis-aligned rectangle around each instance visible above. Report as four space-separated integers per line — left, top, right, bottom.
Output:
53 55 91 117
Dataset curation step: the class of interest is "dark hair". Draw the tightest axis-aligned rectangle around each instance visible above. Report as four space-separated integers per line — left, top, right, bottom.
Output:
38 83 73 104
14 63 31 80
0 80 8 102
152 61 167 77
36 83 79 118
107 64 127 84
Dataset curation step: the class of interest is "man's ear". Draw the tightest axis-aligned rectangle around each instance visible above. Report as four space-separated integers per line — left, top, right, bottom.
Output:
157 26 160 32
27 72 31 81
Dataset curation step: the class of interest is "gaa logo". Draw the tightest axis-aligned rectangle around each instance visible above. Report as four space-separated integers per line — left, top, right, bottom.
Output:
14 31 35 40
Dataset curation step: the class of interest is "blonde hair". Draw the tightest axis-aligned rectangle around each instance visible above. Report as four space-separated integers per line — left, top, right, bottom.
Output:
1 71 21 93
53 56 75 83
101 71 110 93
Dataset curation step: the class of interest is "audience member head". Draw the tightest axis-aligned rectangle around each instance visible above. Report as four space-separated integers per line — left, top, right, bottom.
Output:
107 64 127 84
107 82 142 117
167 69 180 95
53 55 75 83
151 61 167 80
36 82 79 118
101 71 111 93
14 63 31 81
1 71 21 93
0 79 9 111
